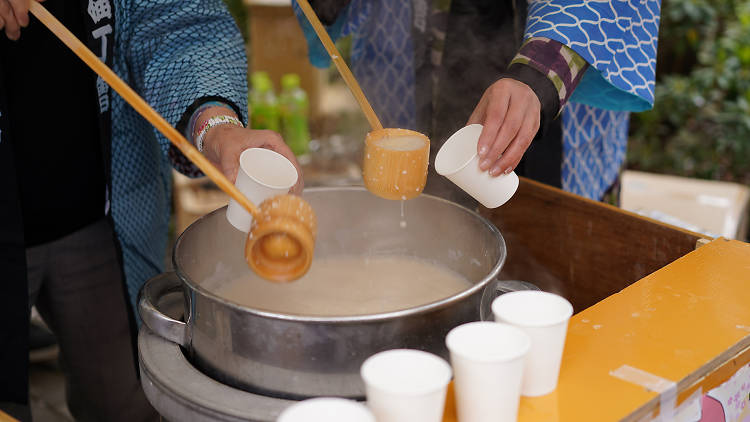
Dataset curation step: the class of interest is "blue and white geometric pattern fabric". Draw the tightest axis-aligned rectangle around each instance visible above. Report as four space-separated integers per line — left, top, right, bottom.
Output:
111 0 248 309
526 0 661 112
349 0 416 129
339 1 373 38
562 103 629 200
293 0 417 129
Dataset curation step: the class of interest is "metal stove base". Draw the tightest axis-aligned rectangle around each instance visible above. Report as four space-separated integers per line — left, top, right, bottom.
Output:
138 328 296 422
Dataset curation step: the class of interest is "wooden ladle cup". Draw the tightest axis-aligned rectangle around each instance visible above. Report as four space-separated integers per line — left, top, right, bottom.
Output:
246 194 317 282
29 1 316 282
362 128 430 200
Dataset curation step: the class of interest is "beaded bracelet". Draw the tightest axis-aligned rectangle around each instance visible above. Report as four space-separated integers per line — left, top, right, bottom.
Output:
195 115 244 152
187 101 234 143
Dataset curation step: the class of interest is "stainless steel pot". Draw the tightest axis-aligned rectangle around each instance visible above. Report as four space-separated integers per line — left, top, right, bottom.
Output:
139 187 506 398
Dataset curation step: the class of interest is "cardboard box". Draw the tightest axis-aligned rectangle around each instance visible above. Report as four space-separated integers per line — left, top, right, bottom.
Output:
621 170 750 240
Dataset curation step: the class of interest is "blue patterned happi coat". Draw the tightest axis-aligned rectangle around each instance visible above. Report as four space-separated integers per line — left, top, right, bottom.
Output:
527 1 661 199
110 0 247 308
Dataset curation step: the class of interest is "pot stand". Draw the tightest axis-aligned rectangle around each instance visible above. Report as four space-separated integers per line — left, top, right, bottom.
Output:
139 323 296 422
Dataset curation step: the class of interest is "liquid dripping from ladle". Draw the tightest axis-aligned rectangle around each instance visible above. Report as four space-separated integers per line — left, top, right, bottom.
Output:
400 200 407 229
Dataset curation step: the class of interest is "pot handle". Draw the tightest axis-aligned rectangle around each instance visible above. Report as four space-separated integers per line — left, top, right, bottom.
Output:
479 280 541 321
138 272 188 347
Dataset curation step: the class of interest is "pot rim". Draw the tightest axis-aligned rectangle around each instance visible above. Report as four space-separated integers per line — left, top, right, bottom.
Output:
173 186 507 323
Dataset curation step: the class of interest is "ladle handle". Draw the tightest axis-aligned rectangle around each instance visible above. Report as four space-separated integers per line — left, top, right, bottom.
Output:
295 0 383 131
138 272 189 347
28 1 260 218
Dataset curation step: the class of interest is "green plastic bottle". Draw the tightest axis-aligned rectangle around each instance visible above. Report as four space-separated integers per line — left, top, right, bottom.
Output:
279 73 310 156
249 72 280 132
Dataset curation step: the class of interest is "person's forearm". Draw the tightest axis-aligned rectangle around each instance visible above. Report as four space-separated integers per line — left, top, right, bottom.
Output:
190 105 239 144
510 37 589 115
466 39 589 178
167 100 241 178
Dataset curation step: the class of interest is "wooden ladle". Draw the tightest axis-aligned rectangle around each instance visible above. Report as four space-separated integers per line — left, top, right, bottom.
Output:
296 0 430 201
29 1 316 282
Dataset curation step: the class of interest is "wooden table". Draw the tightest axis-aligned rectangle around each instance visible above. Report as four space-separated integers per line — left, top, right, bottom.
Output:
0 411 15 422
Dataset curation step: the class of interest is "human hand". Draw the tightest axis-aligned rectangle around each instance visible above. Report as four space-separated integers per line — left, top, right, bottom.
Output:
198 108 304 195
202 125 305 195
466 78 541 177
0 0 39 40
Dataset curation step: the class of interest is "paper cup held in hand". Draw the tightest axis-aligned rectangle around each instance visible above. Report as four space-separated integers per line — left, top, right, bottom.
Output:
360 349 452 422
492 291 573 397
277 397 375 422
226 148 298 232
435 124 519 208
446 321 530 422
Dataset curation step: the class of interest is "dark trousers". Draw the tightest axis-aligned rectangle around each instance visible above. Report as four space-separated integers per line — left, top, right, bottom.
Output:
24 218 157 422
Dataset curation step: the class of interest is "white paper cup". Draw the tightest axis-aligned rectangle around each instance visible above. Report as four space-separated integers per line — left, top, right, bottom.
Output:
446 322 530 422
492 291 573 396
277 397 375 422
435 124 519 208
225 148 298 232
360 349 452 422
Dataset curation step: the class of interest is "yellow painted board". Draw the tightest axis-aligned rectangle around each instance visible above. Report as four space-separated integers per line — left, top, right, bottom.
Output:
522 238 750 421
444 239 750 421
0 410 18 422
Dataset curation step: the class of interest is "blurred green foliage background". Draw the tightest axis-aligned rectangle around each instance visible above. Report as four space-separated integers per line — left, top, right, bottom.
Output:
628 0 750 185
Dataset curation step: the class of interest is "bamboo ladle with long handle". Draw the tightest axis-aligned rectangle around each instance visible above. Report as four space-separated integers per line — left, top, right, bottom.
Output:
28 1 316 282
295 0 430 201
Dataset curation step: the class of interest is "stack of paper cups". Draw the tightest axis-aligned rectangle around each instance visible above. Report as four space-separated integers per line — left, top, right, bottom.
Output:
277 397 375 422
360 349 452 422
492 291 573 396
445 321 531 422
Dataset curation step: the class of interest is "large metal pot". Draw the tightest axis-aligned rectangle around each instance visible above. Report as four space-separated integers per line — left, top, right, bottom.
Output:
139 187 506 399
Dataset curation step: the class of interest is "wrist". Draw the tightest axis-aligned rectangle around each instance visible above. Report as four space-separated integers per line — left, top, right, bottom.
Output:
186 101 236 141
501 64 557 125
194 111 243 155
192 106 239 139
511 37 588 113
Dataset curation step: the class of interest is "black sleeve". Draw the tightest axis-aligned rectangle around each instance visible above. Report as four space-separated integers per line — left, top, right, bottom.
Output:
500 63 560 126
309 0 351 25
